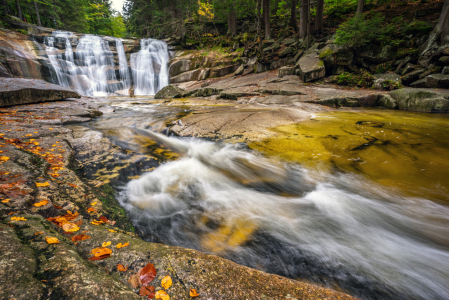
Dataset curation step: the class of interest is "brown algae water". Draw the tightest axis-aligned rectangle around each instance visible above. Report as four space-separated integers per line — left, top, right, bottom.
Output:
249 109 449 203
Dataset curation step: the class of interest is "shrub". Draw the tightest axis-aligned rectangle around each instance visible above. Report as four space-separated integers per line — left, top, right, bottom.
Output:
335 70 375 88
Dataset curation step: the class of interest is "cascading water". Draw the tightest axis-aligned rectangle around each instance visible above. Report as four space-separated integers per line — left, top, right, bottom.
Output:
130 39 169 95
43 32 168 96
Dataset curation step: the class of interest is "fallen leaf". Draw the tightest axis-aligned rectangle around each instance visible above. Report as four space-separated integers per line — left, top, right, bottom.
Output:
71 234 91 242
91 202 97 206
189 288 200 298
8 211 17 215
82 230 89 234
140 285 155 298
117 264 128 272
35 231 44 235
1 199 10 203
102 241 111 247
62 223 80 232
87 207 97 213
99 216 108 223
155 290 169 300
128 274 141 289
74 219 83 227
116 242 129 249
45 237 60 244
67 183 77 188
0 156 10 162
140 263 157 285
35 182 49 187
91 247 112 257
91 220 103 225
108 229 117 233
33 200 49 207
34 142 39 145
88 254 110 261
54 204 63 209
11 216 26 221
161 276 172 290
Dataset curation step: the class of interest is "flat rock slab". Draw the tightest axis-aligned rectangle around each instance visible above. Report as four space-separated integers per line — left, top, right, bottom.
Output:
0 78 80 107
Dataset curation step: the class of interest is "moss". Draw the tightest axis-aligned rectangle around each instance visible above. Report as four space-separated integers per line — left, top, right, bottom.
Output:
319 48 334 59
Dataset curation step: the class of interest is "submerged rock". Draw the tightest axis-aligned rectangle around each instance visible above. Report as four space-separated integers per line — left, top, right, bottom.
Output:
0 78 80 107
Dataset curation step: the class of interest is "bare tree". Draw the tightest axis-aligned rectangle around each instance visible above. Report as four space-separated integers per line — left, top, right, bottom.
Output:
314 0 324 32
356 0 365 16
15 0 22 20
290 0 297 33
299 0 308 39
263 0 270 39
34 1 41 26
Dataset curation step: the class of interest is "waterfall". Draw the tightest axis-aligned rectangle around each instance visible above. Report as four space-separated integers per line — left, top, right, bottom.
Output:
130 39 169 96
43 32 168 97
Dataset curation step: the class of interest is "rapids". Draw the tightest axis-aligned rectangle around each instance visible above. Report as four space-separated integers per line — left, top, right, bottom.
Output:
89 103 449 300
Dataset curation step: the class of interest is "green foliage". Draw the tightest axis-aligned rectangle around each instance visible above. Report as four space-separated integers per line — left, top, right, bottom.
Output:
335 70 375 88
276 0 289 17
380 80 402 90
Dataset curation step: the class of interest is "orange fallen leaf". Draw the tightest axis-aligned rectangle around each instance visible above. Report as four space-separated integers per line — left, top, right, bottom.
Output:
74 219 83 227
33 200 49 207
88 254 110 261
0 156 10 162
189 288 200 298
102 241 111 247
161 276 172 289
72 233 90 241
91 220 103 225
87 207 97 213
82 230 89 234
91 247 112 257
140 285 155 298
62 222 80 232
99 216 108 223
116 242 129 249
140 263 156 285
67 183 77 188
117 264 128 272
8 211 17 215
35 231 44 235
35 182 49 187
46 237 60 244
54 204 63 209
11 216 26 221
155 290 169 300
1 199 10 203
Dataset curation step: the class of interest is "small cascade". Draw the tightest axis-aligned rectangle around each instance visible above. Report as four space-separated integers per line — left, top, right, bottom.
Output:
116 39 131 93
130 39 169 95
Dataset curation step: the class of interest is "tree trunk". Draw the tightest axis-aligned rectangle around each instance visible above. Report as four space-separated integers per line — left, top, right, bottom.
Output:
228 6 236 36
314 0 324 32
300 0 308 39
290 0 297 33
356 0 365 16
15 0 21 20
34 1 41 27
421 0 449 54
263 0 270 39
258 0 263 58
3 0 9 15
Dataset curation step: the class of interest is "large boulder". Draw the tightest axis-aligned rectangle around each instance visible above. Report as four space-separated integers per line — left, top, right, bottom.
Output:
0 78 80 107
389 88 449 112
154 84 187 99
410 74 449 88
278 66 295 78
297 53 325 82
358 44 396 63
279 47 294 58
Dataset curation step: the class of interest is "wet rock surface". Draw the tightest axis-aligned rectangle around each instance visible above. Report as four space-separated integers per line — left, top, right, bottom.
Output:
0 78 81 107
0 97 357 299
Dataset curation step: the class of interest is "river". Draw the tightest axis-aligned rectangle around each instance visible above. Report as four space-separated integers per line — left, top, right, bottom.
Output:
87 98 449 300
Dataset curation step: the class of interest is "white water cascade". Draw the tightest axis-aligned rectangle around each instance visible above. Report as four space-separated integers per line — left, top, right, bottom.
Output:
130 39 169 95
44 32 168 96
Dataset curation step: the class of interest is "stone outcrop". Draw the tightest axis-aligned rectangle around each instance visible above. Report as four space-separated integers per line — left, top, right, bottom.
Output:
410 74 449 88
0 78 80 107
297 53 326 82
388 88 449 112
154 84 188 99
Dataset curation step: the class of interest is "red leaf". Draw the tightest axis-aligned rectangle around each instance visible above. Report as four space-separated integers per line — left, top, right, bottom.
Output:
88 254 110 261
54 205 63 209
99 216 108 223
139 285 155 298
140 263 157 286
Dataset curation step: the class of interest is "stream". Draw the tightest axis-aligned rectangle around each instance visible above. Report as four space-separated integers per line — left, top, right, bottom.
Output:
87 99 449 300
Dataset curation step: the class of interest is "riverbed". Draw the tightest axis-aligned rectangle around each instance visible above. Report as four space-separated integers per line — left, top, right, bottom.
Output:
87 98 449 300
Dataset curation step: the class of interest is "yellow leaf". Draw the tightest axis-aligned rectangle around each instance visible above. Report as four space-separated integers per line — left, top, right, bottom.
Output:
116 242 129 249
62 223 80 232
108 229 117 233
155 290 170 300
102 241 111 247
91 202 97 206
11 216 27 221
46 237 60 244
34 142 39 146
49 128 53 130
33 200 49 207
1 199 10 203
36 182 49 187
0 156 10 162
91 247 112 257
189 288 200 298
161 276 172 290
91 220 103 225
